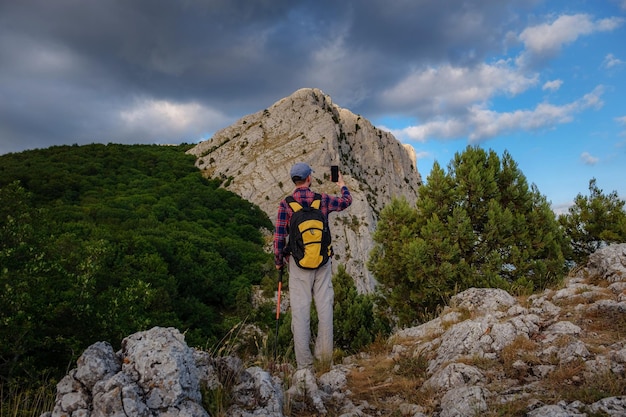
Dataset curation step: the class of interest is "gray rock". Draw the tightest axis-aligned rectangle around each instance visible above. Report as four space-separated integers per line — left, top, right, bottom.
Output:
121 327 203 409
526 402 586 417
587 243 626 282
423 363 484 391
228 366 283 417
439 386 489 417
91 372 149 417
427 318 493 373
286 368 328 414
449 288 517 313
50 370 90 417
589 396 626 416
544 321 581 336
75 341 120 391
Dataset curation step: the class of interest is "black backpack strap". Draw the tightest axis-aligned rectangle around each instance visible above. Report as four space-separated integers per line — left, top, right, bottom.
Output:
311 193 322 209
285 195 302 212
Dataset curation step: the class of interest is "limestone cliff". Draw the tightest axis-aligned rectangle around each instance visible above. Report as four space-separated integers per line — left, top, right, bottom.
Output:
187 88 422 292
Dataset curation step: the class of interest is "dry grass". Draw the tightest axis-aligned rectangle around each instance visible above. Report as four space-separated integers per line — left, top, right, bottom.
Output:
0 382 56 417
345 343 438 416
500 336 541 379
581 307 626 342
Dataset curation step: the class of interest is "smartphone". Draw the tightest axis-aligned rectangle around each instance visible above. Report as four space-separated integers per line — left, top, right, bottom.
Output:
331 165 339 182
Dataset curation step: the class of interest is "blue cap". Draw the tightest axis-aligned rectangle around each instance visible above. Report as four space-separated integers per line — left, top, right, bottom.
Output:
290 162 313 180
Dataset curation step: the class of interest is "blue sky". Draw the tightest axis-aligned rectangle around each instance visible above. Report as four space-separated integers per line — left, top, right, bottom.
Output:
0 0 624 213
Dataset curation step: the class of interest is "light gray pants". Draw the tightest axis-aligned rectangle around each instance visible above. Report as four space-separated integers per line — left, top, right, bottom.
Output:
288 257 334 370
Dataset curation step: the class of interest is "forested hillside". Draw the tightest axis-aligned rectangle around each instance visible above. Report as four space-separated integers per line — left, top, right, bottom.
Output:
0 144 274 383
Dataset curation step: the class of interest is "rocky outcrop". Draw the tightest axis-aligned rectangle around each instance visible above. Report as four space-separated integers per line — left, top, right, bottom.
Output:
42 327 284 417
384 244 626 416
186 88 422 292
42 244 626 417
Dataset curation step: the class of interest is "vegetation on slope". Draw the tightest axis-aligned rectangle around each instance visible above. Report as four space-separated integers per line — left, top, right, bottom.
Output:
0 143 274 384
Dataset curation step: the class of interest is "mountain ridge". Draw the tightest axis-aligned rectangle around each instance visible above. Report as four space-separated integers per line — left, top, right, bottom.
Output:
187 88 423 292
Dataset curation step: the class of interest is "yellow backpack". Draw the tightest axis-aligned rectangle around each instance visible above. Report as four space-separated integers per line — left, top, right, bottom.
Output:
285 194 332 269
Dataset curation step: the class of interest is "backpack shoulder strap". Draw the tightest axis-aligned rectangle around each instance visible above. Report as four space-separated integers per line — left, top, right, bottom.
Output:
311 193 322 210
285 195 303 212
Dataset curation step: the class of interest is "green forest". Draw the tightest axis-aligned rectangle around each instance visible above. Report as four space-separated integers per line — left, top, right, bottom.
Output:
0 143 275 384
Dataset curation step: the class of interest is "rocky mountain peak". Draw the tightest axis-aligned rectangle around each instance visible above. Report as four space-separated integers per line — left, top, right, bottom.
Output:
187 88 422 292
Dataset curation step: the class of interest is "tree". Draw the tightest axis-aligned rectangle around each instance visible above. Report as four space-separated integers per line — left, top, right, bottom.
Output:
332 265 390 353
369 146 567 326
559 178 626 264
0 144 274 383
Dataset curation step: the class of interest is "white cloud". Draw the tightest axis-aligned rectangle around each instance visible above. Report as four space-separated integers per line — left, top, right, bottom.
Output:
119 99 229 141
596 16 625 31
542 79 563 91
516 14 624 67
381 61 538 116
468 86 604 142
551 201 573 216
397 86 605 142
617 115 626 137
519 14 595 55
414 151 431 160
580 151 599 165
399 118 467 142
603 53 624 69
520 15 623 55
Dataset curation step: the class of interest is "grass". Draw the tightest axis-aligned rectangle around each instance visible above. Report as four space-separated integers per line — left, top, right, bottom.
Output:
0 381 56 417
343 340 438 416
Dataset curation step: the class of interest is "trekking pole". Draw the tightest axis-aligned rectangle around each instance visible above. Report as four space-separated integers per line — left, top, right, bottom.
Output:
274 266 283 362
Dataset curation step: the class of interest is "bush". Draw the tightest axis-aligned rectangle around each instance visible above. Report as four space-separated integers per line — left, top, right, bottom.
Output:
558 178 626 265
369 146 567 326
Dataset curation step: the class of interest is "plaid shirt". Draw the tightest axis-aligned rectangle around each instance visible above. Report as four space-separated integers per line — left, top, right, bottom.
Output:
273 185 352 267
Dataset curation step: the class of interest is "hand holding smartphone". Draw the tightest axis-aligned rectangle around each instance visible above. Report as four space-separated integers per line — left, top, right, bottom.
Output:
331 165 339 182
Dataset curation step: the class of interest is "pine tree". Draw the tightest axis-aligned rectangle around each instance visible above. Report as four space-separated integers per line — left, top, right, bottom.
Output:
333 265 390 352
559 178 626 264
369 146 567 326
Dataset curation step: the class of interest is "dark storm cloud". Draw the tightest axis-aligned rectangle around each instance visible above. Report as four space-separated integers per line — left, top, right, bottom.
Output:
0 0 540 154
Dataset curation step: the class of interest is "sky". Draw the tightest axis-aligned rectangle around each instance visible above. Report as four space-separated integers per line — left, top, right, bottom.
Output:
1 0 625 213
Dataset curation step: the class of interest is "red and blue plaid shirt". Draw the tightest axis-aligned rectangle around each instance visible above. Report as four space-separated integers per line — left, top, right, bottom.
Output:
273 185 352 267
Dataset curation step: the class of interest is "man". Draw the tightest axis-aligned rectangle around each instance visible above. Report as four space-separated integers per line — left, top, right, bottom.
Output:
273 162 352 371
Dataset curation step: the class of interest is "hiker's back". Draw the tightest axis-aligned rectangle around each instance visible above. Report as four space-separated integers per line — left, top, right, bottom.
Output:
285 193 332 269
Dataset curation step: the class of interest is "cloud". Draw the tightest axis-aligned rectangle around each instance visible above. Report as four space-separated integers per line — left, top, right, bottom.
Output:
603 53 624 69
399 119 467 142
414 151 431 160
542 79 563 91
119 99 231 143
516 14 624 68
396 86 605 142
580 151 599 165
381 61 538 117
468 86 604 141
617 115 626 137
551 201 573 216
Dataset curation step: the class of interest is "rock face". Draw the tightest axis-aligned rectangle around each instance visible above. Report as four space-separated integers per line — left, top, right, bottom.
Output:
42 327 284 417
186 88 422 292
42 244 626 417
